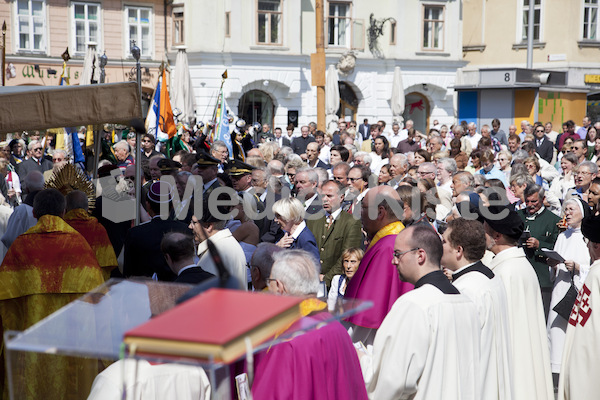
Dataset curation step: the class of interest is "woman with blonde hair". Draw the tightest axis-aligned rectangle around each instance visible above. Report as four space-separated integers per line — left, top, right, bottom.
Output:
327 248 364 310
272 197 320 263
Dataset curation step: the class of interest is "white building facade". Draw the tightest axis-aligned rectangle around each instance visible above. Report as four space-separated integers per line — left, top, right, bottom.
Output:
173 0 465 134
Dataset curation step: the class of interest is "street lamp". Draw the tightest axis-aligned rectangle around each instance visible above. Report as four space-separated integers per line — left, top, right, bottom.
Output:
2 21 6 87
99 51 107 84
130 40 142 226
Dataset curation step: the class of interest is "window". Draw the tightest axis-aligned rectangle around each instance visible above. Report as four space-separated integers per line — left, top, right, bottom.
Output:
126 5 152 57
584 0 599 40
225 12 231 37
521 0 541 41
328 2 351 47
17 0 46 52
173 7 184 45
73 2 100 53
423 5 444 50
257 0 281 44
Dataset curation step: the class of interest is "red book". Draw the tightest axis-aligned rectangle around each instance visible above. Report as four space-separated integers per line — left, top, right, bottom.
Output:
123 288 304 363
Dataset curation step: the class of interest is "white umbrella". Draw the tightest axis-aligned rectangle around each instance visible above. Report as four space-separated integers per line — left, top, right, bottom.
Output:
391 66 405 123
325 64 340 117
80 43 100 85
173 48 196 125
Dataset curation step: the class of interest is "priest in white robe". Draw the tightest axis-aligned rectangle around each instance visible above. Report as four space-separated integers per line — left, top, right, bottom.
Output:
483 207 553 400
558 214 600 400
441 218 513 400
359 225 481 400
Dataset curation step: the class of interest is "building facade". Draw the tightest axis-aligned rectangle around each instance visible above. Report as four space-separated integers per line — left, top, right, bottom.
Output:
0 0 170 108
459 0 597 129
173 0 466 134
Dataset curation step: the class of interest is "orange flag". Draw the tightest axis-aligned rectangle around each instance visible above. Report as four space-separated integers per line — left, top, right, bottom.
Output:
159 69 177 139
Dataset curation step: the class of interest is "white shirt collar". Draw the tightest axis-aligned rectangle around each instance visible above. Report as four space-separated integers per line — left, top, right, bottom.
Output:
291 220 307 240
178 264 197 276
203 178 217 190
304 193 318 209
327 207 343 220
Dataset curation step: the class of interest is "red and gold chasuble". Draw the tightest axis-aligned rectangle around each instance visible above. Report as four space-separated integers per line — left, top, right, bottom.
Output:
64 208 118 280
0 214 104 400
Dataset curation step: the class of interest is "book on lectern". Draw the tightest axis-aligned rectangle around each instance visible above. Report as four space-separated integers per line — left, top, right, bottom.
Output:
123 288 304 363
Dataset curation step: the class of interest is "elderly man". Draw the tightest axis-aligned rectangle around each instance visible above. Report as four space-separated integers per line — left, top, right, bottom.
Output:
360 225 480 400
517 183 561 318
161 231 214 284
16 140 53 183
388 153 408 188
353 151 372 170
484 207 554 400
210 140 229 173
417 161 436 181
436 157 456 217
0 188 104 399
441 218 513 399
291 125 315 157
466 122 482 149
250 249 367 399
387 122 404 148
427 135 444 154
452 125 473 156
43 149 67 182
249 243 283 291
558 214 600 399
295 168 323 215
345 186 413 345
123 181 190 281
64 190 117 280
113 140 134 172
306 180 362 287
567 161 599 203
534 124 554 164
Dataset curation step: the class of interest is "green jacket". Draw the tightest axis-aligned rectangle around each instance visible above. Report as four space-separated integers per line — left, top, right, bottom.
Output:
306 210 363 288
518 207 561 289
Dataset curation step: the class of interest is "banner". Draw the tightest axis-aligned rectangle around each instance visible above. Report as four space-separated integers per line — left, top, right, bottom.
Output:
145 69 177 143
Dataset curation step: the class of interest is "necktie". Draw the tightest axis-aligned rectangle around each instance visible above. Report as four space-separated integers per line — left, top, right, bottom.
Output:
326 214 334 230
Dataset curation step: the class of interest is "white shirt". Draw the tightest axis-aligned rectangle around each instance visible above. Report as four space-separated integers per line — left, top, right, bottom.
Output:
304 193 318 210
196 229 247 290
467 132 482 149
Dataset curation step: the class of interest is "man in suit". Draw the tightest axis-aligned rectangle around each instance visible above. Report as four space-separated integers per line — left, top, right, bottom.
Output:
534 124 554 164
306 142 329 169
273 127 290 148
17 140 53 186
162 231 214 284
291 125 315 157
307 180 362 288
517 183 561 319
294 168 323 216
123 181 190 281
358 118 371 141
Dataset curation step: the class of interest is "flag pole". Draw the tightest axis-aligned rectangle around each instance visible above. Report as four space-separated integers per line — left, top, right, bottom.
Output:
206 70 227 144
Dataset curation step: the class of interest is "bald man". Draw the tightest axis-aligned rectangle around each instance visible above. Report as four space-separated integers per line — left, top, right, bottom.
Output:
344 186 413 345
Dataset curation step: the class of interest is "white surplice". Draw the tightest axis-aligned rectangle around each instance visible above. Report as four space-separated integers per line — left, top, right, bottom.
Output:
488 247 553 400
548 227 591 373
558 259 600 400
452 262 514 400
360 283 480 400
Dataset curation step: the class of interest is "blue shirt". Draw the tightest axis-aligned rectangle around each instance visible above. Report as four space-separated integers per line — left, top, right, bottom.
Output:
478 166 508 187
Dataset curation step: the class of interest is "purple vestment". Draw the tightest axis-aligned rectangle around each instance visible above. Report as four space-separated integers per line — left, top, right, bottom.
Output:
249 312 368 400
344 234 413 329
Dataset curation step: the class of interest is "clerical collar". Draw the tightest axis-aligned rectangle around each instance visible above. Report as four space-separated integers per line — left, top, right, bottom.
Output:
452 261 494 281
415 270 460 294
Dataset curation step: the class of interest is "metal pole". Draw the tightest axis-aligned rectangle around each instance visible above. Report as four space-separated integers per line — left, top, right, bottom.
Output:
526 0 534 69
131 41 142 226
92 127 101 181
2 21 6 87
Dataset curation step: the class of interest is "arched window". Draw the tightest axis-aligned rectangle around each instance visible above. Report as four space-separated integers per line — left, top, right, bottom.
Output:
238 90 275 128
403 92 430 134
336 82 358 121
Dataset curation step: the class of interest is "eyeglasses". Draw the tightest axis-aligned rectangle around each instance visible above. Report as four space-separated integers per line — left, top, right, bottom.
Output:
33 147 42 151
348 177 363 182
418 171 435 176
535 130 544 133
574 171 593 177
393 248 420 259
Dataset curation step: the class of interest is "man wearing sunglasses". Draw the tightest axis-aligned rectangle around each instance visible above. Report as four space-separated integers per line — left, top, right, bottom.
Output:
534 124 554 164
16 140 53 188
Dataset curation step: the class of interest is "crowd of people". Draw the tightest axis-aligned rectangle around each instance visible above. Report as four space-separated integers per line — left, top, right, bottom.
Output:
0 115 599 399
